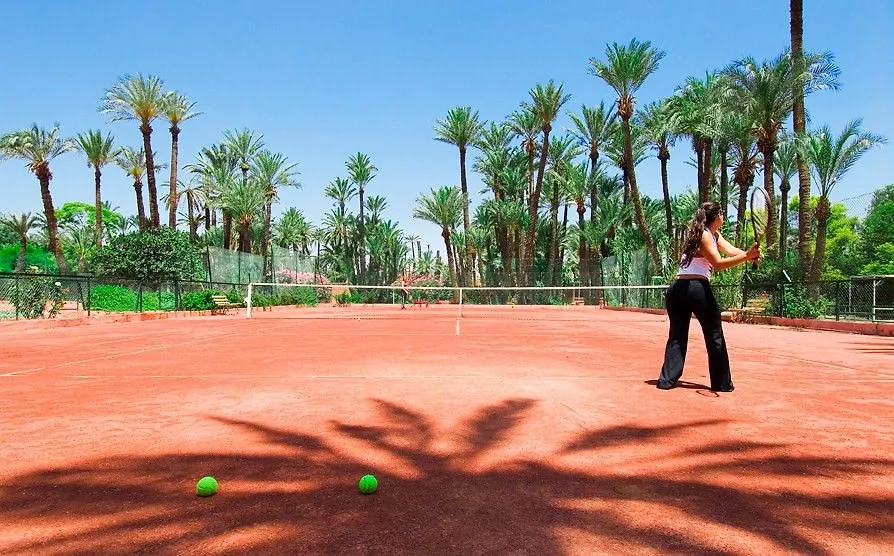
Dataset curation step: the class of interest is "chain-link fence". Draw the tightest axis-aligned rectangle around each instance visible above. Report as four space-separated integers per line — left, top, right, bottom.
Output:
204 246 317 284
2 271 891 322
0 272 245 320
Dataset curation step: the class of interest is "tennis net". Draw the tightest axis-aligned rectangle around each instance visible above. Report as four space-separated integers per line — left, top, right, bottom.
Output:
244 283 669 320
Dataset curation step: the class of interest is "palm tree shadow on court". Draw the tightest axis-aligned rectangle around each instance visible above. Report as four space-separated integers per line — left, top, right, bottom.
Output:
0 399 892 554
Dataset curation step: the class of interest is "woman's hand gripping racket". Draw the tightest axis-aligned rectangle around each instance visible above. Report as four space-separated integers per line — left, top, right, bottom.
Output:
749 186 770 269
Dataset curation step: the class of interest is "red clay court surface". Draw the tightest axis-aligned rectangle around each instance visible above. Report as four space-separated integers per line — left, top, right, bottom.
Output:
1 304 892 555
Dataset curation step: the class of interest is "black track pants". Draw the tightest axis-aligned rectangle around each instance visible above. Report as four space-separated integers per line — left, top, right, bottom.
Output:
657 278 734 391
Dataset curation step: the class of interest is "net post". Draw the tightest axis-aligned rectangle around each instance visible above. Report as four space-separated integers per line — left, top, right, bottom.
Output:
458 287 463 319
246 283 253 319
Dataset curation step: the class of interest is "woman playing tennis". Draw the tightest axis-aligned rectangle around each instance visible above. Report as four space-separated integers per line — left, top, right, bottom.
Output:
656 201 761 392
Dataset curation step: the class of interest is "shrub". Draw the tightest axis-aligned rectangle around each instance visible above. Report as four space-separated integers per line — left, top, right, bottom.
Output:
9 272 65 319
93 228 204 281
181 291 216 311
88 285 137 312
784 287 834 319
276 286 317 306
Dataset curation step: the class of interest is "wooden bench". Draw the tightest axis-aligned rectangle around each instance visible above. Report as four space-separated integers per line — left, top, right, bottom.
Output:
210 295 243 315
728 295 771 323
571 296 585 306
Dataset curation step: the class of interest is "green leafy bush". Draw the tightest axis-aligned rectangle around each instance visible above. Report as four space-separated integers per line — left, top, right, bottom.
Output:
10 272 65 318
89 285 177 312
93 228 203 281
181 291 216 311
276 286 317 306
784 287 834 319
88 285 137 312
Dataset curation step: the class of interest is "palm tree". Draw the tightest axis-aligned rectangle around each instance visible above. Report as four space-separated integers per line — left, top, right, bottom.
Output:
116 147 150 230
73 130 117 248
589 38 665 273
346 152 377 283
413 186 463 287
507 104 540 202
324 177 357 216
725 50 840 258
186 144 235 234
524 81 571 286
177 179 206 241
790 0 812 274
773 137 798 260
217 176 267 254
1 125 75 273
223 129 265 249
800 121 884 281
545 134 583 285
0 213 40 271
253 150 300 275
101 74 167 228
638 100 677 242
161 91 201 228
274 208 312 253
435 106 484 284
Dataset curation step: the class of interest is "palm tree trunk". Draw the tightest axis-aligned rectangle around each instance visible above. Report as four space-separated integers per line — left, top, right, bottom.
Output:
622 117 662 273
94 166 103 249
809 196 830 282
558 202 569 286
791 0 812 276
659 150 672 242
168 125 180 228
735 175 752 245
36 167 68 273
133 179 148 231
222 211 232 249
442 229 456 287
703 140 714 200
695 139 706 202
358 186 366 284
577 204 588 287
760 143 779 257
262 199 273 277
140 122 159 229
525 126 551 286
719 150 729 220
16 238 27 272
587 153 599 294
459 146 471 286
547 185 560 287
239 222 251 254
187 192 197 242
779 178 791 262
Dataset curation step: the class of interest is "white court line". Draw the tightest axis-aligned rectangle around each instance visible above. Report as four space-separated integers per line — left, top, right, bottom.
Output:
0 322 294 377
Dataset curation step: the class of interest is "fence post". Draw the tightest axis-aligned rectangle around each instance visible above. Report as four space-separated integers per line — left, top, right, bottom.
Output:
835 280 841 321
87 275 92 317
174 278 180 311
14 273 20 320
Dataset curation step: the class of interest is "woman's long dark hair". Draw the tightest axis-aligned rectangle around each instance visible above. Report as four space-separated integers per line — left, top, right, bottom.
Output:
680 202 722 268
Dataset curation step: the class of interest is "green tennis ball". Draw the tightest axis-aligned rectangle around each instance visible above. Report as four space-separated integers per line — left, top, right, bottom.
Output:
358 474 378 494
196 476 219 497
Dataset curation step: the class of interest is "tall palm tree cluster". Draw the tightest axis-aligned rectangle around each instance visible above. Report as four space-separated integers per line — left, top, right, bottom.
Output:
417 30 883 288
1 2 886 287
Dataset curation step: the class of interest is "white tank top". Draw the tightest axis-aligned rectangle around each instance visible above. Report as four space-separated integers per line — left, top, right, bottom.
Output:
676 233 717 279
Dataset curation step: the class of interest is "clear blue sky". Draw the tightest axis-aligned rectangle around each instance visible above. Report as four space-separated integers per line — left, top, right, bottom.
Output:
1 0 891 253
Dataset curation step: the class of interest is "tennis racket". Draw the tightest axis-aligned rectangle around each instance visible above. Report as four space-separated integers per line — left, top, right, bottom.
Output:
749 186 770 269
